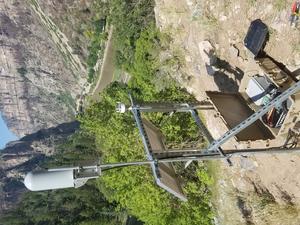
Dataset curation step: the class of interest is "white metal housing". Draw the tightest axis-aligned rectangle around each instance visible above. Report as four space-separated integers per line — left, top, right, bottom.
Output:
24 170 75 191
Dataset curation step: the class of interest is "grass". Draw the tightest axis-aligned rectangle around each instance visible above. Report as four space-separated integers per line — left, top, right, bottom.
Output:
208 161 300 225
274 0 286 11
247 0 257 7
53 91 76 115
57 91 75 106
257 191 276 209
200 14 219 31
241 191 300 224
292 40 300 54
113 68 122 81
85 22 108 83
205 161 220 197
204 161 241 224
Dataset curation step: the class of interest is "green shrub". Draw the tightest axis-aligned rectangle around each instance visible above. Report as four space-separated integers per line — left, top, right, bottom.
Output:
17 67 27 77
79 25 214 224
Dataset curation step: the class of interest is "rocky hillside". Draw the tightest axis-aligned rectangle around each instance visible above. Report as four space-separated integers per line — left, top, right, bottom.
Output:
0 0 94 137
154 0 300 96
154 0 300 224
0 121 79 214
0 0 97 215
35 0 94 64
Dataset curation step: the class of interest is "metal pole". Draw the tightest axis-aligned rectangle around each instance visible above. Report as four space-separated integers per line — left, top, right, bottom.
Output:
131 102 213 113
129 96 160 180
98 147 300 170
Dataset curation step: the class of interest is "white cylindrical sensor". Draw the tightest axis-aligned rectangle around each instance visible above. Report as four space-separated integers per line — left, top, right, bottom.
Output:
24 170 75 191
116 102 126 113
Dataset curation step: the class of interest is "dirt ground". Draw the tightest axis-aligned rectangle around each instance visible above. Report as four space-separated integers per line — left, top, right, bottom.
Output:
155 0 300 224
91 26 115 101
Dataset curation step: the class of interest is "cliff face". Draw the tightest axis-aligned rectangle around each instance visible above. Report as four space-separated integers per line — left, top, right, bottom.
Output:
0 0 93 214
0 0 90 137
0 0 101 214
35 0 94 64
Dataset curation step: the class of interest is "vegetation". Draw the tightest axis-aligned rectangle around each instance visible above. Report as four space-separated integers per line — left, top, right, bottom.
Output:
191 4 219 31
78 22 213 224
235 191 300 225
0 132 125 225
84 0 157 82
107 0 155 70
85 19 108 82
17 67 27 77
84 17 107 83
1 184 123 225
57 91 75 106
274 0 286 11
79 3 215 222
87 0 155 82
247 0 257 7
2 1 215 225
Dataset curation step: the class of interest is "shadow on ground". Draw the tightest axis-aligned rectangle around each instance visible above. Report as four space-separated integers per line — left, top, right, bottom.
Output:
213 57 244 92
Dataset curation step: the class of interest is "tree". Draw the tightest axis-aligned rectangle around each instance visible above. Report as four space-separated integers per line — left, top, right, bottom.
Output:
0 132 123 225
78 23 214 224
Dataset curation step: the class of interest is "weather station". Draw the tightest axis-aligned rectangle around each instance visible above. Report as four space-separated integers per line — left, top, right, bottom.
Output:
24 82 300 200
23 18 300 200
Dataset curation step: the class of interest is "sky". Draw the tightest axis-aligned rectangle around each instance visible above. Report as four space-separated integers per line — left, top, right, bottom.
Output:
0 113 18 149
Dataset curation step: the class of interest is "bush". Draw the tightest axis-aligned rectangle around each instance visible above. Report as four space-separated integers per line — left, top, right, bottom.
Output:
108 0 155 70
0 132 123 225
79 25 214 224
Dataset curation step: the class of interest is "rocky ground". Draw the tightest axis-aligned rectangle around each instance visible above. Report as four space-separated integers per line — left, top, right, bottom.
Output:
154 0 300 224
36 0 95 64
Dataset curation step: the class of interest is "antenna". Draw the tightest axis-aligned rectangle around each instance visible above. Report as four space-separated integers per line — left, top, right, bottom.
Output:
24 164 100 191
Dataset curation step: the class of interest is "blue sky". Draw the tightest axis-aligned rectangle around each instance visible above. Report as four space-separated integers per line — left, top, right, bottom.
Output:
0 113 18 149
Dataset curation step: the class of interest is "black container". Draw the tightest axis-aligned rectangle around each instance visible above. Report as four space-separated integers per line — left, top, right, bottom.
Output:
244 19 268 58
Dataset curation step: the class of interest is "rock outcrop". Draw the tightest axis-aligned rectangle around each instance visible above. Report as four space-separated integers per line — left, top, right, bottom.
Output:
0 0 88 137
0 0 94 214
154 0 300 224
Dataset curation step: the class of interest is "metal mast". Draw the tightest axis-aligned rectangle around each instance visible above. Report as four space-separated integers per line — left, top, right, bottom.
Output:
24 81 300 200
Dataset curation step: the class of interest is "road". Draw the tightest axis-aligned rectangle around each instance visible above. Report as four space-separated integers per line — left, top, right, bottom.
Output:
76 26 115 112
91 26 115 101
